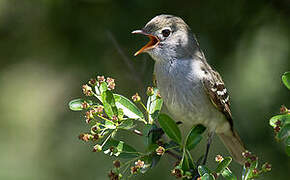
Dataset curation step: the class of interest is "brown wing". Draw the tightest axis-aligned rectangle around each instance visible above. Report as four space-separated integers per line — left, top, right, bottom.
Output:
202 70 233 129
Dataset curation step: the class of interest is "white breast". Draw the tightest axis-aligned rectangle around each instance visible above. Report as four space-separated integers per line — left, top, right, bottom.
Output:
154 59 227 133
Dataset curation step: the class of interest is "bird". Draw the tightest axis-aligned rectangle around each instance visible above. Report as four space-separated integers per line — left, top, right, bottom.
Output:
132 14 246 165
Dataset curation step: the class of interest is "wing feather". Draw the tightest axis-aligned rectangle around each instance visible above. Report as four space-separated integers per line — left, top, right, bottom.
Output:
202 70 233 128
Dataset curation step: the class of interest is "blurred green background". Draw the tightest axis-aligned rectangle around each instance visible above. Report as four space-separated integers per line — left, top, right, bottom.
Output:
0 0 289 179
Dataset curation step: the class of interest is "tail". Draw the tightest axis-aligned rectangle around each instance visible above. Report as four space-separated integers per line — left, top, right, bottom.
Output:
217 130 246 165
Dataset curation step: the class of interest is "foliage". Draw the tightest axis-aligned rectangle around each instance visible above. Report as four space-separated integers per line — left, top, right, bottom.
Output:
69 75 272 179
269 72 290 156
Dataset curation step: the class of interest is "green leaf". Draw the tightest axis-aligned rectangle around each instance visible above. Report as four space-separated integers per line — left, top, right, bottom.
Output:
201 173 215 180
181 149 195 172
198 165 211 176
101 90 118 119
269 114 290 127
114 94 144 120
282 72 290 90
286 136 290 156
215 157 232 174
186 125 206 150
117 108 124 120
158 114 182 144
104 120 116 129
119 119 135 130
103 138 138 158
68 99 93 111
99 82 108 93
95 92 145 120
142 124 162 149
221 168 237 180
147 88 163 124
269 115 283 127
277 123 290 140
114 141 124 156
181 150 191 171
186 150 195 169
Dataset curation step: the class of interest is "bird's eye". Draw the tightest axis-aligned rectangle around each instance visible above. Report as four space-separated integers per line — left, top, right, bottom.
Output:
161 29 171 37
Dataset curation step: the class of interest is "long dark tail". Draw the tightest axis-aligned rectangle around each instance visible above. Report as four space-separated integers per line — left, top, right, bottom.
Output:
217 130 246 165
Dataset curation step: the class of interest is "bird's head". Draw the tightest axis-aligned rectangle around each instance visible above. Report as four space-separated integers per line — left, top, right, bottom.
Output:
132 14 199 62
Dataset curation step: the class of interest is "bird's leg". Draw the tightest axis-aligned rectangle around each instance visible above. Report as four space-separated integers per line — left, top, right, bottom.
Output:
202 132 215 165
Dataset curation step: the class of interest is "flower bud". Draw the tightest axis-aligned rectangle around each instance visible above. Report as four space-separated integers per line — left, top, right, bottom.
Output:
262 162 271 172
130 166 138 174
280 105 288 114
146 87 154 96
113 160 121 168
106 77 116 90
78 133 92 142
274 126 280 133
93 144 102 152
215 155 223 162
132 93 141 103
82 84 93 96
81 101 90 109
244 161 251 168
108 170 120 180
85 110 94 124
106 77 115 84
112 115 118 122
135 160 145 168
93 134 99 140
156 146 165 156
94 106 104 114
252 168 259 175
275 120 281 126
88 78 97 86
171 168 183 178
250 155 257 162
97 76 105 83
108 82 116 90
91 125 100 133
242 150 251 158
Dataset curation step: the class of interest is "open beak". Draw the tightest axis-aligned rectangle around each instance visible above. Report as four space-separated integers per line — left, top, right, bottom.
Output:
132 30 159 56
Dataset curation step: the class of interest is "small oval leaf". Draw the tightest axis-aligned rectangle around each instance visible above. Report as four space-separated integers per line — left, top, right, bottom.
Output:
215 157 232 173
201 173 215 180
186 125 206 150
147 88 163 124
103 138 138 158
68 99 93 111
269 114 290 127
119 119 135 130
158 114 182 144
101 90 118 119
221 168 237 180
286 136 290 156
282 72 290 90
198 165 211 176
114 94 144 120
277 123 290 140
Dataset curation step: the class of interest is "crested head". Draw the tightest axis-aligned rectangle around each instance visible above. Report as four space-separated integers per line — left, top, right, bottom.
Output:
133 14 201 62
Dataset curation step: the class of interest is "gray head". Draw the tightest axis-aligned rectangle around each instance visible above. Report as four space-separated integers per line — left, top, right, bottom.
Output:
132 14 200 62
